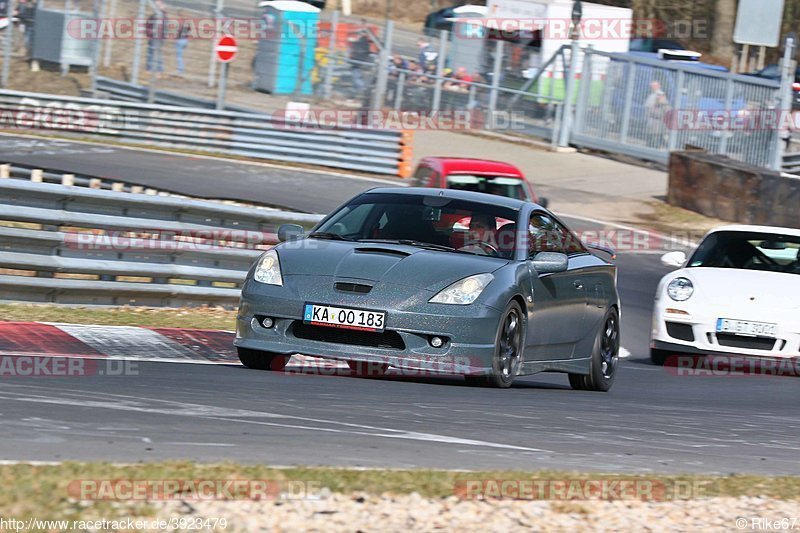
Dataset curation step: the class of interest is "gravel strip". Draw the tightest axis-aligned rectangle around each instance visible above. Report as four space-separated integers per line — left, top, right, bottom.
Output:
154 494 800 532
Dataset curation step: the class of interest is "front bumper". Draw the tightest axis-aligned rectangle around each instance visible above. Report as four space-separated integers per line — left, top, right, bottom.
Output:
650 301 800 358
234 277 504 375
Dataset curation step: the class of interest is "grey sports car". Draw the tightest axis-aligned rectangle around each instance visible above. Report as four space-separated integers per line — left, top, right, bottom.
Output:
235 188 621 391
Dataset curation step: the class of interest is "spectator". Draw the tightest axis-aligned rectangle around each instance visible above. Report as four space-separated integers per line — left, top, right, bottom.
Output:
146 3 167 78
418 39 436 69
349 28 371 93
644 80 670 148
17 0 35 54
174 9 190 76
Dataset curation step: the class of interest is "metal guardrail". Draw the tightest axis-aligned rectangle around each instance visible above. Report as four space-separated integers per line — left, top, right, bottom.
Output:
782 152 800 175
0 179 324 307
93 77 255 113
0 89 410 176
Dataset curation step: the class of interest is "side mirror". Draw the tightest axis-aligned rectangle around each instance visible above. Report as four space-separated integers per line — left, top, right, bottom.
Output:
530 251 568 274
661 251 687 269
278 224 304 242
538 196 549 209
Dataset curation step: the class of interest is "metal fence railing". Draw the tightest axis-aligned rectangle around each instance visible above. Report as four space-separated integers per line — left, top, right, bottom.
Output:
571 48 786 170
0 89 409 175
0 178 324 308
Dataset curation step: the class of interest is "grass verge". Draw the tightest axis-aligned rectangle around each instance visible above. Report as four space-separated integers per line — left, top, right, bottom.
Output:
1 462 798 521
0 303 236 331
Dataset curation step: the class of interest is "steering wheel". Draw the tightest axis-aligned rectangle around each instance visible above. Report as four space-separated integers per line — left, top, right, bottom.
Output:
458 240 500 256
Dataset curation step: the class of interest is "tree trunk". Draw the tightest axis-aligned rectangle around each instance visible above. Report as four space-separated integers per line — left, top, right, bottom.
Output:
711 0 737 59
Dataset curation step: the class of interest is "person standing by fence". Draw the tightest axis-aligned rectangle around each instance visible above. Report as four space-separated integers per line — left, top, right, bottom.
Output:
174 9 190 77
146 3 167 78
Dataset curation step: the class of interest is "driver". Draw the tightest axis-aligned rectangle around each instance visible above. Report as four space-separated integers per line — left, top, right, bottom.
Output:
468 213 497 247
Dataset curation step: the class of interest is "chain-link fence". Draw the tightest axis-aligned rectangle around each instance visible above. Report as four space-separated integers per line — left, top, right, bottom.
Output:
20 3 794 170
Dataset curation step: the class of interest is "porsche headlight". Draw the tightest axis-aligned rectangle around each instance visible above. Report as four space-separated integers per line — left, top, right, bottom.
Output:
253 250 283 286
667 277 693 301
430 274 493 305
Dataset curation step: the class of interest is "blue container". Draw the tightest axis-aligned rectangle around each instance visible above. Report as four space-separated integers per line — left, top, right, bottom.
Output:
254 1 320 95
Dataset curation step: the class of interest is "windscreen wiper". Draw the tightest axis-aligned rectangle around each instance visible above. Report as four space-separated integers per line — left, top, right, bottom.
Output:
358 239 456 252
308 232 354 241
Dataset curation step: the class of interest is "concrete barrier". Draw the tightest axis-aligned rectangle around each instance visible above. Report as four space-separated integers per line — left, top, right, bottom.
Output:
668 151 800 229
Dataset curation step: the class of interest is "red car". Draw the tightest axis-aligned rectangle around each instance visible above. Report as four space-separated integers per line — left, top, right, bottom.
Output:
412 157 548 208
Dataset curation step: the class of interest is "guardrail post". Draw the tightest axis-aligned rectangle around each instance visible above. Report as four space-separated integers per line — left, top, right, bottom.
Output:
145 188 158 195
667 70 684 152
557 39 580 147
0 164 10 179
394 71 406 110
130 0 146 85
89 179 103 189
31 169 43 183
431 29 448 112
322 10 339 100
573 45 593 135
719 78 735 156
773 37 796 171
112 182 125 192
131 185 144 194
619 63 637 144
62 174 75 186
488 40 504 129
371 21 394 110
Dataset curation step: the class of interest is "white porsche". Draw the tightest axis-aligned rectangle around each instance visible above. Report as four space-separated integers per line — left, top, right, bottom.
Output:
651 225 800 365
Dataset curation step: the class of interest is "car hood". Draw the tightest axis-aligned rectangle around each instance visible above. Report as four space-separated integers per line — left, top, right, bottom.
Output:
670 268 800 310
276 240 507 290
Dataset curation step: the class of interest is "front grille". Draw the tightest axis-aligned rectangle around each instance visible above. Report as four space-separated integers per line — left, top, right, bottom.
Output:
334 282 372 294
291 322 405 350
666 322 695 342
716 334 777 351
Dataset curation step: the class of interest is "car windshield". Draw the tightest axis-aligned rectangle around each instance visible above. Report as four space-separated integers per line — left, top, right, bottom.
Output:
687 231 800 275
313 193 520 258
446 175 529 201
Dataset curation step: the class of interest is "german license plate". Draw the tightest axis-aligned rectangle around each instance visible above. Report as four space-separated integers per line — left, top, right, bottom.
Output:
716 319 777 338
304 304 386 332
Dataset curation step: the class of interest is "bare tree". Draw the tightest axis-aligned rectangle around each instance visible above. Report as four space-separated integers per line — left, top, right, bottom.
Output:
711 0 736 59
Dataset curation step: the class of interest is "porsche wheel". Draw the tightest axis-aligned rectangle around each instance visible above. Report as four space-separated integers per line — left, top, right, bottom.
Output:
570 308 619 392
469 301 525 388
237 347 289 371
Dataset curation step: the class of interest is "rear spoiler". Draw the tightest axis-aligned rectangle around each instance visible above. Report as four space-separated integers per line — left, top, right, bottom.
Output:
586 243 617 260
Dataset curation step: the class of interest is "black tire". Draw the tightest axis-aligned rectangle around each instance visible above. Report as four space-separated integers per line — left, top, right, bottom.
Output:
475 301 525 389
570 308 619 392
650 348 672 366
237 347 289 371
347 360 389 377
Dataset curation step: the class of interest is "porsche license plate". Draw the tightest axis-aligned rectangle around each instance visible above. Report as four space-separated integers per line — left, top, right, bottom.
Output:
716 319 777 338
304 304 386 332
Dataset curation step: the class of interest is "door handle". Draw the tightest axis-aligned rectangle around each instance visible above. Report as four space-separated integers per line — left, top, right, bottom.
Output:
573 281 584 290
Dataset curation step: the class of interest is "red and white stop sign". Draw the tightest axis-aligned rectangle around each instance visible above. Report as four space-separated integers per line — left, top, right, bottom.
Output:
215 36 238 63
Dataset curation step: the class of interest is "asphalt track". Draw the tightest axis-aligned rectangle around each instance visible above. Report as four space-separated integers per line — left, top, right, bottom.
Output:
0 136 798 474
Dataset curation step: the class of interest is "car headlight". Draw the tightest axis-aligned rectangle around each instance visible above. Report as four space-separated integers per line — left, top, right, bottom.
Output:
429 273 493 305
253 250 283 286
667 277 693 301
